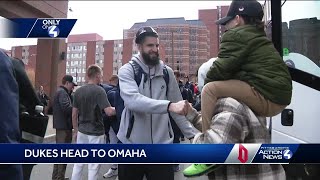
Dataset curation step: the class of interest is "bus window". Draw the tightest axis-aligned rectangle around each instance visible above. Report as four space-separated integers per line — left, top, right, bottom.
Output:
281 1 320 77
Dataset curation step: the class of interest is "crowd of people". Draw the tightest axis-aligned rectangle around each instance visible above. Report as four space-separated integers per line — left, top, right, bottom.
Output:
0 0 297 180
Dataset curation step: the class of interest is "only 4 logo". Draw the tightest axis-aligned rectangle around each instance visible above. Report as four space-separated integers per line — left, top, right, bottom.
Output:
47 25 60 38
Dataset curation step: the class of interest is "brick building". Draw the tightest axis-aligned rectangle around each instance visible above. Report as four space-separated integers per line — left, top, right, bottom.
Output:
12 6 231 86
124 7 229 78
11 45 37 70
198 6 229 58
66 33 102 85
124 17 210 78
66 34 132 85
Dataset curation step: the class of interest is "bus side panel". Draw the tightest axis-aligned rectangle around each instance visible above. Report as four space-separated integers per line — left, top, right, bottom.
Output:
272 81 320 143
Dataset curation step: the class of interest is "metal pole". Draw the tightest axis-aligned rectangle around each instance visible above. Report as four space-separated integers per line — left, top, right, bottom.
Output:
271 0 282 55
75 66 78 84
171 30 174 68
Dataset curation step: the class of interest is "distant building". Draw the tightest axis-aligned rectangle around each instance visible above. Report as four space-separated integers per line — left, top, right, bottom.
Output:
124 17 211 77
11 45 37 71
282 17 320 67
12 6 233 84
124 7 229 78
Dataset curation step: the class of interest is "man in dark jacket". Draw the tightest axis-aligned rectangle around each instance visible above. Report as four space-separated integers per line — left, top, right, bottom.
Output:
184 76 194 95
103 75 121 178
100 75 119 142
0 50 23 180
37 85 50 113
52 75 77 180
11 57 46 180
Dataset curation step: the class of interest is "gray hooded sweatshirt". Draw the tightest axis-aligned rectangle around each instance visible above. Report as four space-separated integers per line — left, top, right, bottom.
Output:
117 54 196 144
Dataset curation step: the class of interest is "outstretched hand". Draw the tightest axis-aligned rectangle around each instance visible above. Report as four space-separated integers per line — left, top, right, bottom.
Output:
168 100 189 115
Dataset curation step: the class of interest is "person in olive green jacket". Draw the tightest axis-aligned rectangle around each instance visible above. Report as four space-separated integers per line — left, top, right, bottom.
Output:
201 0 292 133
183 0 292 177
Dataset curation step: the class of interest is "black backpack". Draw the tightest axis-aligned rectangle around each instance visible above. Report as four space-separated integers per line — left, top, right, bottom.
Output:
114 60 169 138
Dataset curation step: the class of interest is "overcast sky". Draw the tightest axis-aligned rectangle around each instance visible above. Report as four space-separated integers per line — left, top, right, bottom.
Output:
0 1 319 50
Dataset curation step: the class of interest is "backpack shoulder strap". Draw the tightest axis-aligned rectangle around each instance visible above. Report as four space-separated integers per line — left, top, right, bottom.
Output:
163 65 170 96
129 60 144 86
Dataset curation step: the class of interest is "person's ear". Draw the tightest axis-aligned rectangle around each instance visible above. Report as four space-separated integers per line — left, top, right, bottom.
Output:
235 15 241 26
137 44 143 51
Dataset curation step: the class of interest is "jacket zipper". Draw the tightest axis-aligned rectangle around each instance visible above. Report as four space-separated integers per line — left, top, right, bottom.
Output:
149 68 153 144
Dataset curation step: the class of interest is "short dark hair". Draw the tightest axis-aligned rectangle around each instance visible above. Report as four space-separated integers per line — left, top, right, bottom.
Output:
62 75 76 85
240 15 265 30
87 64 102 79
62 78 67 85
109 75 118 82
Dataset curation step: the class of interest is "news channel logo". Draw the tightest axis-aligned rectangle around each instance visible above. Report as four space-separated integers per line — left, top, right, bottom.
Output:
258 147 293 160
42 19 60 38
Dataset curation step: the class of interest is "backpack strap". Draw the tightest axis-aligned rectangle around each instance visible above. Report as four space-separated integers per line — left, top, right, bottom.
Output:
162 65 170 96
129 60 170 96
129 60 147 86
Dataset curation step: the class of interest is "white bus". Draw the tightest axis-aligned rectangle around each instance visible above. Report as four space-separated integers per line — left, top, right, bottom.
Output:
268 0 320 178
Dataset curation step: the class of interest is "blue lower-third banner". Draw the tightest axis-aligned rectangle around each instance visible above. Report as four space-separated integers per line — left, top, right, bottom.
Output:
0 144 318 164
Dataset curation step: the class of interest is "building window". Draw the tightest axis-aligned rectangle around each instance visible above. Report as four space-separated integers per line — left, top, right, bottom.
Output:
82 68 86 73
82 77 85 82
66 69 69 73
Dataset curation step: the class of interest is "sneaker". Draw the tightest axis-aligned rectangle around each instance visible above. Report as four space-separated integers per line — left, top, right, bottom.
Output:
183 164 220 177
173 164 181 172
103 168 118 178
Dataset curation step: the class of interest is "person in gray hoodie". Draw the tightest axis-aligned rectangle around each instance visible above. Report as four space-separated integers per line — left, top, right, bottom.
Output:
117 26 196 180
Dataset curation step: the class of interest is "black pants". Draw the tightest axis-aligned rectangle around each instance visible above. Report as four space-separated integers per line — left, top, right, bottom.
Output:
118 164 174 180
22 164 34 180
52 129 72 180
170 117 182 144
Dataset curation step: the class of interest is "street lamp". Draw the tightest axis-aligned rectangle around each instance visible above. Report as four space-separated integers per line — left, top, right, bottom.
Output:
171 28 182 72
74 66 78 85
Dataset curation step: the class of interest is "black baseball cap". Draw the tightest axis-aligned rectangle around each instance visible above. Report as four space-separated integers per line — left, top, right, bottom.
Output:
216 0 264 25
63 75 78 86
135 26 158 44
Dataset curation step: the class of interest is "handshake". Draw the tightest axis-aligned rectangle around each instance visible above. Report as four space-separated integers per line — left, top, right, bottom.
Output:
168 100 193 116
